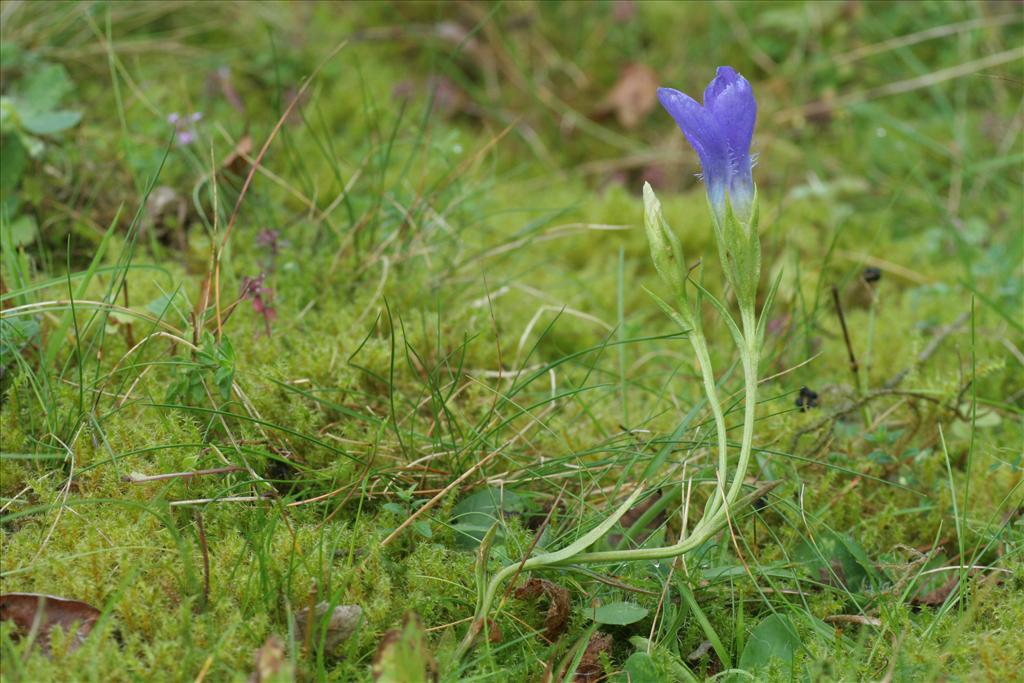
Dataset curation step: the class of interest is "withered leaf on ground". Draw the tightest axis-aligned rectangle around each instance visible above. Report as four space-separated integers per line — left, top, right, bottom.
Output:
514 577 571 641
574 631 613 683
0 592 101 655
595 64 658 129
222 135 254 176
372 613 438 683
913 574 958 607
294 602 362 651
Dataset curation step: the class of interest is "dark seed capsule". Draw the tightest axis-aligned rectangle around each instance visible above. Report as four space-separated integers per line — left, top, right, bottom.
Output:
862 266 882 283
796 386 819 411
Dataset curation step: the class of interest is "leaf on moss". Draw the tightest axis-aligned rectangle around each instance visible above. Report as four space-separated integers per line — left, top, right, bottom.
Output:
19 110 81 135
222 135 253 176
514 577 570 641
587 601 648 626
0 133 26 192
737 614 801 677
19 64 74 112
595 64 658 129
913 573 960 608
0 592 100 655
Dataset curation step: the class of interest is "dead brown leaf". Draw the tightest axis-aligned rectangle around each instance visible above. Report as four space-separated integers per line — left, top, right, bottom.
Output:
485 618 502 644
913 573 959 607
222 135 254 176
247 634 292 683
514 577 570 641
0 592 101 655
596 64 658 129
574 631 613 683
294 602 362 651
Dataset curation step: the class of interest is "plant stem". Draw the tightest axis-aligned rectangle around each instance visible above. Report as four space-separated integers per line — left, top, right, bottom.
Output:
687 325 731 522
454 265 765 669
723 306 760 507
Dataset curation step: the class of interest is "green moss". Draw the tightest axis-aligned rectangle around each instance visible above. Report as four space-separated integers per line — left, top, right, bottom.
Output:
2 1 1021 680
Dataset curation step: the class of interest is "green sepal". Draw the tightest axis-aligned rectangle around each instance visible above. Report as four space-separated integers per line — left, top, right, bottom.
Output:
756 266 785 347
709 186 761 312
642 285 693 334
686 279 743 350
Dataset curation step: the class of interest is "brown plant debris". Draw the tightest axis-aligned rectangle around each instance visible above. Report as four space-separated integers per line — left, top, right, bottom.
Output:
0 592 101 655
514 577 571 641
574 631 613 683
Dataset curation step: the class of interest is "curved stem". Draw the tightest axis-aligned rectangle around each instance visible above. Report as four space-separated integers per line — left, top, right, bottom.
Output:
724 307 759 505
454 289 763 668
555 305 761 567
687 327 732 523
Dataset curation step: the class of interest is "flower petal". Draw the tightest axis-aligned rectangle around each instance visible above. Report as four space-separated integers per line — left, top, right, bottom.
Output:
702 67 756 174
656 87 728 203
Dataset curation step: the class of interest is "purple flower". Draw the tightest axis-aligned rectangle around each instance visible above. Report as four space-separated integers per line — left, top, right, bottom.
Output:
240 273 277 336
657 67 757 223
167 111 202 146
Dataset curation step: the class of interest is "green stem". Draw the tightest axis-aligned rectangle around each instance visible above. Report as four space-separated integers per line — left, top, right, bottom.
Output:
550 305 761 566
454 562 518 662
723 306 759 507
616 485 680 549
687 325 732 522
454 249 765 668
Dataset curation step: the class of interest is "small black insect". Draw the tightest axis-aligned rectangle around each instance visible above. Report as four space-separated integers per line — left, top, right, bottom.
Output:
862 266 882 283
795 386 819 411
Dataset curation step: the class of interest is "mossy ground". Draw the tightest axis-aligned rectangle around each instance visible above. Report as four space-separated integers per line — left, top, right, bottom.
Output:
1 2 1021 681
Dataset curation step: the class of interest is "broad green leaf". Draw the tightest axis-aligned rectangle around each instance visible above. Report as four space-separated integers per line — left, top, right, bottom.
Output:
450 486 524 549
382 503 405 516
146 292 182 319
617 652 660 682
738 614 801 676
0 43 24 70
20 109 81 135
0 133 26 192
0 316 40 366
8 214 36 247
21 63 73 111
587 601 648 626
794 529 882 594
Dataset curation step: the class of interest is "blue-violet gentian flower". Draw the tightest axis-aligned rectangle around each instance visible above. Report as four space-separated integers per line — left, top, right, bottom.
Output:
657 67 756 225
